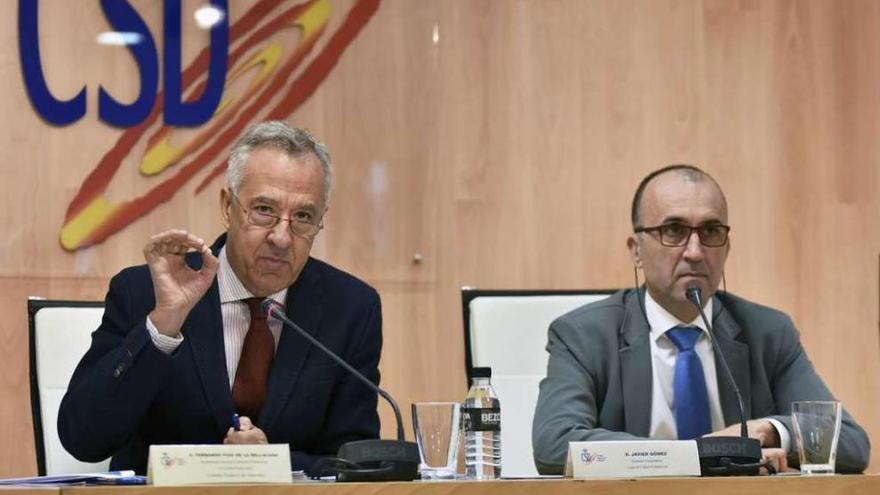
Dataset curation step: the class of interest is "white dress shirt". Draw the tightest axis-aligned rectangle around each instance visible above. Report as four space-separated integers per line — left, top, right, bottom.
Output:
646 291 725 439
146 246 287 388
644 290 790 451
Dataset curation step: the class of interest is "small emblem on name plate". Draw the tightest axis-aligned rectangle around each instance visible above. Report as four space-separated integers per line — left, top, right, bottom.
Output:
579 449 607 465
160 452 186 468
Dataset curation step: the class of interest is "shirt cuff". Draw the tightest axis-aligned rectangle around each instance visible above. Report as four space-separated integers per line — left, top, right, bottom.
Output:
766 417 791 453
145 316 184 355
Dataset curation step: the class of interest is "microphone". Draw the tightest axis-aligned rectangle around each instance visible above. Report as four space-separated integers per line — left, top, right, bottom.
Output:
684 286 764 476
262 299 419 481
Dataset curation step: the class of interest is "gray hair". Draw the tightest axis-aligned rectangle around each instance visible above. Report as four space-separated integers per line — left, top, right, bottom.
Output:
227 121 333 202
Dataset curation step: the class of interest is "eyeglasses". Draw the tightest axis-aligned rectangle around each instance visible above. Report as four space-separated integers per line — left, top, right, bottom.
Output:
231 194 324 238
634 222 730 247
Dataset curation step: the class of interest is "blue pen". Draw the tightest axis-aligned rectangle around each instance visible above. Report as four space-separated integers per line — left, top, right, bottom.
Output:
232 413 241 431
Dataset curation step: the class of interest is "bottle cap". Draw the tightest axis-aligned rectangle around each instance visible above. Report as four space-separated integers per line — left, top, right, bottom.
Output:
470 367 492 379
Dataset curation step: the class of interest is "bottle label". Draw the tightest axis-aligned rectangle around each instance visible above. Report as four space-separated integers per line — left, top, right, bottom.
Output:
463 407 500 432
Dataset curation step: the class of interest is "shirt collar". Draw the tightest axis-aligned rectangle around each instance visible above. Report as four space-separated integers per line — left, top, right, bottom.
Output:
217 246 287 306
644 289 713 341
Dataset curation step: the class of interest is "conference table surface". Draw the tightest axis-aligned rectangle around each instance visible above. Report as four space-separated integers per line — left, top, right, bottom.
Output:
2 475 880 495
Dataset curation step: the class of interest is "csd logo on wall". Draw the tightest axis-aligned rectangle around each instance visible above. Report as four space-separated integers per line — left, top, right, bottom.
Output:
17 0 380 251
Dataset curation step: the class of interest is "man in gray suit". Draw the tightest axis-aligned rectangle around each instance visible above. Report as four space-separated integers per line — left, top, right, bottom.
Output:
532 165 870 474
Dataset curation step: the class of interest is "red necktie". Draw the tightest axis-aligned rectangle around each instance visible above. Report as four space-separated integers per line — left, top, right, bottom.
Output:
232 298 275 420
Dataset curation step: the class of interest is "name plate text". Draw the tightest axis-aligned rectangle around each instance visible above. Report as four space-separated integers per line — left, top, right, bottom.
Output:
148 444 291 485
565 440 701 478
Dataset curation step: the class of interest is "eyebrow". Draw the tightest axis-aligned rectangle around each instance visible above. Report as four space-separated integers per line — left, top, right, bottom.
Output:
295 202 319 214
250 194 319 213
248 195 279 207
659 216 725 226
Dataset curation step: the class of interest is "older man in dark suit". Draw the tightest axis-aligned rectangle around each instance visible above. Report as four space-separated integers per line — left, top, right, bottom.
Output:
532 165 870 474
59 121 382 475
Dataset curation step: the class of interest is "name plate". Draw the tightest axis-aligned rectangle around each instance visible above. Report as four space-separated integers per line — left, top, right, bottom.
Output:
147 444 291 486
565 440 701 478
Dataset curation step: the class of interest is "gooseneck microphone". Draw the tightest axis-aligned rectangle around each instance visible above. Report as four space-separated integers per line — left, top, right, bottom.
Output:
262 299 406 441
684 286 766 476
685 286 749 439
262 299 419 481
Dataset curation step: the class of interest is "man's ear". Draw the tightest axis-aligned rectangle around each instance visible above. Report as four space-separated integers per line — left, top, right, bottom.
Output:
627 235 642 268
220 188 232 229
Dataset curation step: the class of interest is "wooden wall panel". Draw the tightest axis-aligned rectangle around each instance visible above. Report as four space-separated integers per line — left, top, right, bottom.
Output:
1 0 879 476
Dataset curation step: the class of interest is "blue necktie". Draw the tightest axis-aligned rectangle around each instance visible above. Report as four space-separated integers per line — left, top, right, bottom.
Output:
666 326 711 440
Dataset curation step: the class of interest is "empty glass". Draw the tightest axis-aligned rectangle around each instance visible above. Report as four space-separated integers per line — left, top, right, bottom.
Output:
412 402 461 480
791 400 842 475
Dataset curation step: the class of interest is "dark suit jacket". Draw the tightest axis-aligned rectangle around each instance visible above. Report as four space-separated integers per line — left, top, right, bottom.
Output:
58 234 382 475
532 288 870 474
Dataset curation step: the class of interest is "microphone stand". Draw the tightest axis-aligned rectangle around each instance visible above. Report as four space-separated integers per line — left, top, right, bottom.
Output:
262 299 419 481
685 287 765 476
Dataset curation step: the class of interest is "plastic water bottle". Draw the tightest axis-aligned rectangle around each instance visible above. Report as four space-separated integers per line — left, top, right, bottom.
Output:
463 367 501 479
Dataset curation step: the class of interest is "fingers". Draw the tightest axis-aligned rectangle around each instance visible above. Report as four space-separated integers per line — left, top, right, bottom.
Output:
709 420 778 448
144 230 209 261
201 247 220 276
144 229 219 276
223 425 268 445
777 455 788 472
250 427 268 444
238 416 254 430
761 448 788 475
746 419 780 448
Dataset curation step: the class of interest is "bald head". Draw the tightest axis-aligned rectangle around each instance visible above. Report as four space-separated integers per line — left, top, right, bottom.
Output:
631 165 727 230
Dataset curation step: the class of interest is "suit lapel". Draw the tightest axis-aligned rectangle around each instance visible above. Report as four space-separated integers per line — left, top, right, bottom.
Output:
619 290 652 437
259 259 325 433
711 297 751 426
183 279 235 435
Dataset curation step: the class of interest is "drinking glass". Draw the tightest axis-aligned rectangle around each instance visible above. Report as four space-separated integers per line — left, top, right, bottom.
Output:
791 400 842 475
412 402 461 480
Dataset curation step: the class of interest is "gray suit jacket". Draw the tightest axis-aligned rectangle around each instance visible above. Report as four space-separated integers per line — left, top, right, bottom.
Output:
532 288 870 474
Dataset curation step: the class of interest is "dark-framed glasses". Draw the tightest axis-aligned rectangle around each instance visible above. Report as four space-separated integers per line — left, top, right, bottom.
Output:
231 194 324 238
634 222 730 247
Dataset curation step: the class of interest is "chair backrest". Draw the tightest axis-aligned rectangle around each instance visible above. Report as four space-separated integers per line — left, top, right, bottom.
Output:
461 289 615 478
28 299 110 475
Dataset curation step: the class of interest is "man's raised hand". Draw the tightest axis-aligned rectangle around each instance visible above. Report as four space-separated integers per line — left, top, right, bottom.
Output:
144 230 220 336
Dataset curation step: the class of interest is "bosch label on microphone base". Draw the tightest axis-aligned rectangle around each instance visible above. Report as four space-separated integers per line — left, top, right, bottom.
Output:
463 407 500 432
